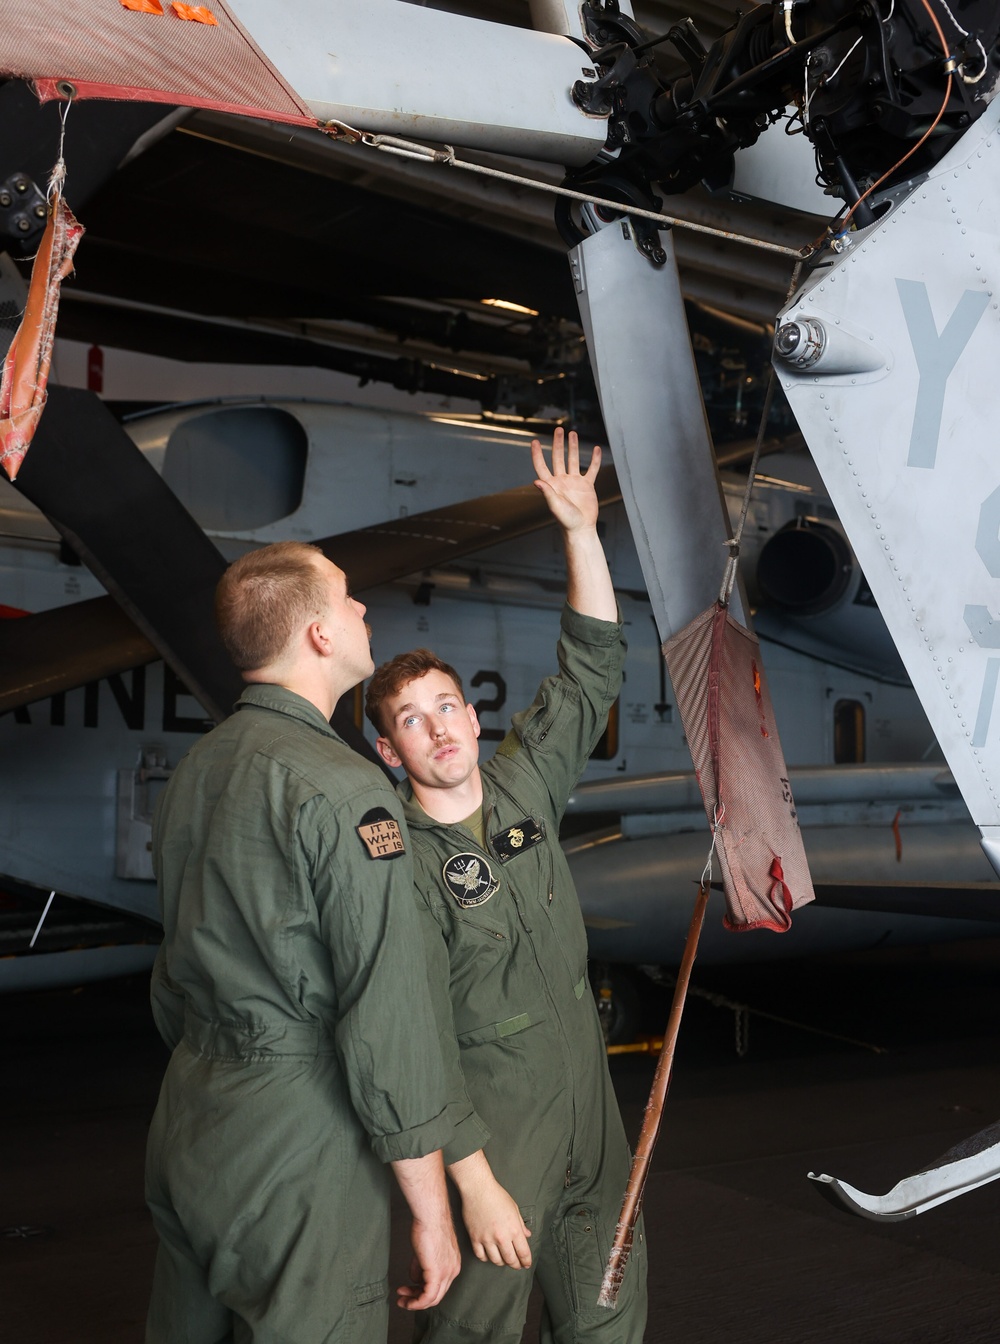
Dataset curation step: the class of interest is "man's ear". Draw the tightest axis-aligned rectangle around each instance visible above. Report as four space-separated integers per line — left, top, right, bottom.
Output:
466 704 482 740
376 736 402 769
306 619 330 656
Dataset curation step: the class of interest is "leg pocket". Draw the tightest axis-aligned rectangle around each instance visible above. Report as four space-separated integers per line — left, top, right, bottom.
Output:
330 1276 388 1342
563 1203 608 1319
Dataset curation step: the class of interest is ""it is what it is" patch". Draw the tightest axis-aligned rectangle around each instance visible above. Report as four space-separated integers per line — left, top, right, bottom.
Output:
356 807 406 860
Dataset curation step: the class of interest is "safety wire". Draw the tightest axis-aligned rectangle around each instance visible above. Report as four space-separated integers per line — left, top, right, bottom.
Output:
319 118 808 260
717 257 804 613
48 96 72 201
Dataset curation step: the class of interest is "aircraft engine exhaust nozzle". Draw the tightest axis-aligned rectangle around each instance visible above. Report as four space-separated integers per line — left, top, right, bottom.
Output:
757 521 855 616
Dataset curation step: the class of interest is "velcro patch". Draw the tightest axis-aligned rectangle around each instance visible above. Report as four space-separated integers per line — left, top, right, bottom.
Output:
490 816 544 864
356 807 406 860
443 853 500 907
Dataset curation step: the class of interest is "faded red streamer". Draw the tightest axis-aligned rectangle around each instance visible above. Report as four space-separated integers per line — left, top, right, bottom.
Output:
0 188 83 481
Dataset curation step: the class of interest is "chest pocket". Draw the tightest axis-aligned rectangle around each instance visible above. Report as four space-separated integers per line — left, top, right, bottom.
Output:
451 909 509 944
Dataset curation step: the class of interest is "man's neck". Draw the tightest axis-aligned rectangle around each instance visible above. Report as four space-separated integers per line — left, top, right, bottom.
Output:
243 667 341 723
411 768 484 825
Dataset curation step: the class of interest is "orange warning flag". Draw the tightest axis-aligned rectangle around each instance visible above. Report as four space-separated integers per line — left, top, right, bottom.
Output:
0 189 83 481
170 3 218 22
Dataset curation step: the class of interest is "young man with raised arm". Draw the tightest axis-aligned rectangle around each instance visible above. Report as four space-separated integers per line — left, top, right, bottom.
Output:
366 430 648 1343
145 542 465 1342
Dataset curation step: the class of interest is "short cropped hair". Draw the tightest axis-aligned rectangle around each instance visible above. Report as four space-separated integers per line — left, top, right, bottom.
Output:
365 649 464 735
215 541 329 672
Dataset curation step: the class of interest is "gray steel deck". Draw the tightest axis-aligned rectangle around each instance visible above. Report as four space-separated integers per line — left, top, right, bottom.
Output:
4 939 1000 1343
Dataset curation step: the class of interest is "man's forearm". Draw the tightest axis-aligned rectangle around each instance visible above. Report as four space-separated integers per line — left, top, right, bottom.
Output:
392 1149 451 1223
391 1150 461 1311
564 525 618 623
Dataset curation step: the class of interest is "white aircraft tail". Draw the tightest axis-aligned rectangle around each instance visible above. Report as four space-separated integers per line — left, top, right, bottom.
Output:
776 97 1000 874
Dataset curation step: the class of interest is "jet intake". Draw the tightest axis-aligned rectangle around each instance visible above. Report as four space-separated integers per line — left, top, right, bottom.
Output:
757 519 855 617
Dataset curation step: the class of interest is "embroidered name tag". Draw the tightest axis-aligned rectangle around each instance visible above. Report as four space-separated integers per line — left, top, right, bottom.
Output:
443 852 500 908
356 807 406 860
490 816 544 864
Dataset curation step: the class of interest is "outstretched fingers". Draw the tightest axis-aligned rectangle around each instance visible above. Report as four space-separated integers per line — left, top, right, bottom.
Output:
532 427 600 484
530 434 550 485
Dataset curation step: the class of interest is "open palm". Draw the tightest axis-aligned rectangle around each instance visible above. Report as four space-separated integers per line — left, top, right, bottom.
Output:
531 426 602 532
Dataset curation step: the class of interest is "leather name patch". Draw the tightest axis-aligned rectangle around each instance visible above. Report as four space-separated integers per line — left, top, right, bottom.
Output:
490 816 544 864
356 807 406 860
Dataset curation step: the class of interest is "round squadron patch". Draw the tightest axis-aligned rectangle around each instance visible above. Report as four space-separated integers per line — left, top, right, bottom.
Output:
443 852 500 908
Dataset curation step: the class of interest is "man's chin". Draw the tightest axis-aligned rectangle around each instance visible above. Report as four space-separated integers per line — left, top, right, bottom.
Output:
431 759 472 786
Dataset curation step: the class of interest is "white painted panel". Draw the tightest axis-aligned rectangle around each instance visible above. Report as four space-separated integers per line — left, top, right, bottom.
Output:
777 99 1000 839
227 0 608 163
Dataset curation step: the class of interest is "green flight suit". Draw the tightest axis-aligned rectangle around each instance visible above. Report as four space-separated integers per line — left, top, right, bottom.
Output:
145 685 482 1344
402 606 647 1344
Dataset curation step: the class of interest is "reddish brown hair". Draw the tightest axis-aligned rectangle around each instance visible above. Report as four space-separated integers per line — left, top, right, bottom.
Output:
365 649 464 735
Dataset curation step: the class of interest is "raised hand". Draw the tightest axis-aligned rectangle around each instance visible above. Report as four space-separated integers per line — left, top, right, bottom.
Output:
531 426 602 534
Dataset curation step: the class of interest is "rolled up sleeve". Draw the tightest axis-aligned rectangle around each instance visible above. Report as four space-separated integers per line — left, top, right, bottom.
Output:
314 788 458 1162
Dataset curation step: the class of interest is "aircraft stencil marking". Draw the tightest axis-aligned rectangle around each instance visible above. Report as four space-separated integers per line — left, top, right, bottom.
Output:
961 478 1000 744
973 658 1000 750
470 668 507 742
896 280 990 470
965 608 1000 650
1 664 212 734
975 485 1000 578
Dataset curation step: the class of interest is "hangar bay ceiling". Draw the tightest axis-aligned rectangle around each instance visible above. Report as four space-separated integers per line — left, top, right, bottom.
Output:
0 0 827 449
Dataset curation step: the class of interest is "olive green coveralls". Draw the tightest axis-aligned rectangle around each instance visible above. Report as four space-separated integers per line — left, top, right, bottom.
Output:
146 685 483 1344
403 606 647 1343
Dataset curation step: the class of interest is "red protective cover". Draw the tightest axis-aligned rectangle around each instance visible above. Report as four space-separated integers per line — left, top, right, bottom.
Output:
664 602 814 930
0 0 315 125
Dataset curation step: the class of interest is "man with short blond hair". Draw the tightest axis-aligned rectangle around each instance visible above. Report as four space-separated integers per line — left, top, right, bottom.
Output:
215 539 331 671
146 542 464 1343
366 430 647 1343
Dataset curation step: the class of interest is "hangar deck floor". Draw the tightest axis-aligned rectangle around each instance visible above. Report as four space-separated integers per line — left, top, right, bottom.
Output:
4 938 1000 1343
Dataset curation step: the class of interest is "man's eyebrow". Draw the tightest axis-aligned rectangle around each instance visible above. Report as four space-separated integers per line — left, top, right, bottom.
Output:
392 691 458 720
